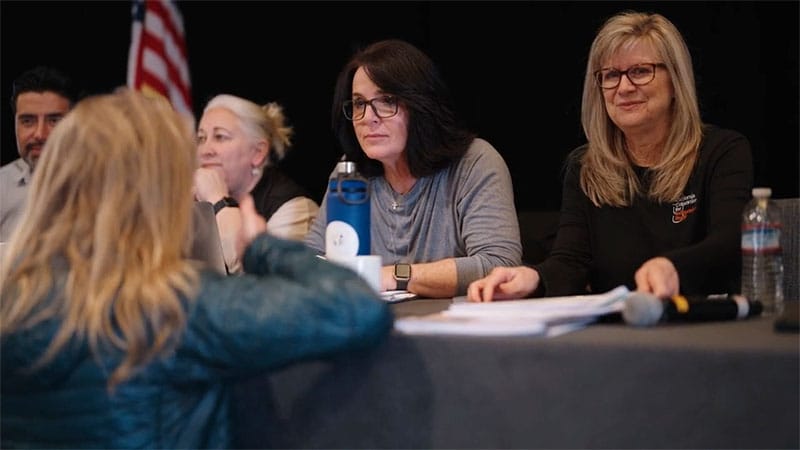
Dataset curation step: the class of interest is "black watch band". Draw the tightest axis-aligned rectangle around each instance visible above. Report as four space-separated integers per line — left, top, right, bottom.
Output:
213 196 239 215
393 263 411 290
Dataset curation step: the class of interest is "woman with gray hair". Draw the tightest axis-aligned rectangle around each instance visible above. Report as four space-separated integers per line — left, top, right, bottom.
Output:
195 94 319 273
469 11 753 302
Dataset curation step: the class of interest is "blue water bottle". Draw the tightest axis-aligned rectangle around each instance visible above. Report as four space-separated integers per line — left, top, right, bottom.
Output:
326 159 370 258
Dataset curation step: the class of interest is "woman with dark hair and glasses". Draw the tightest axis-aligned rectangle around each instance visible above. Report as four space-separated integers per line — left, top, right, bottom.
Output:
305 39 522 298
468 11 753 302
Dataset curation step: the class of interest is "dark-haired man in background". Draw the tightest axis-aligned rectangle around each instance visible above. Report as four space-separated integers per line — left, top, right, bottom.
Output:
0 66 78 242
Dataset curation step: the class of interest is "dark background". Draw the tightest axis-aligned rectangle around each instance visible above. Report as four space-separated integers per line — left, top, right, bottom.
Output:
2 1 798 211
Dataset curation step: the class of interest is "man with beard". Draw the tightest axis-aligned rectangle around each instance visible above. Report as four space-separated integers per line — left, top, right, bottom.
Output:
0 66 78 242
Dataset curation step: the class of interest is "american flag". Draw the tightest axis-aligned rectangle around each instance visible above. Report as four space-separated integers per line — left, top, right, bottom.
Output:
127 0 192 117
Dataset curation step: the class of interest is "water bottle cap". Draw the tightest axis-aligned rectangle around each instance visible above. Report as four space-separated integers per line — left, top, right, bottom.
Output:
752 187 772 198
336 161 357 175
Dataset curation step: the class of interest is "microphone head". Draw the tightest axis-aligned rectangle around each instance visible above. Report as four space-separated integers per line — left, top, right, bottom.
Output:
623 292 664 327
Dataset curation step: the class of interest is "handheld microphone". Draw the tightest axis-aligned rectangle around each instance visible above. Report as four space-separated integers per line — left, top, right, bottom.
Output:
623 292 763 327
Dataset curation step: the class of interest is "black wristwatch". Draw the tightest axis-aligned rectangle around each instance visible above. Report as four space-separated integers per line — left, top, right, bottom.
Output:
212 196 239 215
393 263 412 290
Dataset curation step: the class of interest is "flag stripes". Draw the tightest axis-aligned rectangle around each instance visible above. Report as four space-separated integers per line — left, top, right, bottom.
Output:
127 0 192 117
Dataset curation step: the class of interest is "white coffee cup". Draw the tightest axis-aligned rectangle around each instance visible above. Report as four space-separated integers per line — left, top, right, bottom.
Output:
328 254 382 293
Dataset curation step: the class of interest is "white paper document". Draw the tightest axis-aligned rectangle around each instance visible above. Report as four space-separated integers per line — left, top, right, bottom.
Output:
394 285 630 337
394 314 548 336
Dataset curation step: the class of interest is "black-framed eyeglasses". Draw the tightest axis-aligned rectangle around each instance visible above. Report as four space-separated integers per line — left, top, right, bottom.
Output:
594 63 666 89
343 95 399 121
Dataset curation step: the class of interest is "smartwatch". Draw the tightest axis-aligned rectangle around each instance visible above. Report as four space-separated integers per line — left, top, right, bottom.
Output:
212 196 239 215
393 263 412 290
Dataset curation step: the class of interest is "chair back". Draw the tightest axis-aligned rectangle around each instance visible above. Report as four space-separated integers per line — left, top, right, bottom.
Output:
517 210 560 265
190 201 227 274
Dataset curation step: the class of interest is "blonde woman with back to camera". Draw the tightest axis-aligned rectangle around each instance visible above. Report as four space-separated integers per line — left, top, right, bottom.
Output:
468 11 753 302
194 94 319 274
0 88 392 448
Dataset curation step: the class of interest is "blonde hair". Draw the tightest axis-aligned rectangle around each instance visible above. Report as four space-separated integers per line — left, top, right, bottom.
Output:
203 94 293 167
579 11 703 206
0 88 200 388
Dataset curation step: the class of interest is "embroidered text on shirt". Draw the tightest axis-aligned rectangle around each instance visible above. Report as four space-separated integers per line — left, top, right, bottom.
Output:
671 193 697 223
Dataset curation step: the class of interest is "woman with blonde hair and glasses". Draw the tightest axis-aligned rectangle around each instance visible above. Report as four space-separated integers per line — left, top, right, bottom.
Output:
469 11 752 302
0 88 391 448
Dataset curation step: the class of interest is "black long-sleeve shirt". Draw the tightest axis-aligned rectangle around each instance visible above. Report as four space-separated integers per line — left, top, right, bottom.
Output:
536 125 753 297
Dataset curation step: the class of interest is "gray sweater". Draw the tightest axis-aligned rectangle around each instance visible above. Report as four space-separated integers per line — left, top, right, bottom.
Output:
305 138 522 294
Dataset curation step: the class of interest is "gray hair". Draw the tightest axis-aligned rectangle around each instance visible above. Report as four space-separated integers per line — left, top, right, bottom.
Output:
203 94 293 167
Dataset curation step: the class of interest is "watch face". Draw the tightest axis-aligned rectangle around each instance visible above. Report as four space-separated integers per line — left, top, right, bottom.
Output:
395 264 411 279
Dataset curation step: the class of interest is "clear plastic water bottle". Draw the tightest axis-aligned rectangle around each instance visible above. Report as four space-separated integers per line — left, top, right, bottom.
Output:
325 159 370 258
741 187 784 315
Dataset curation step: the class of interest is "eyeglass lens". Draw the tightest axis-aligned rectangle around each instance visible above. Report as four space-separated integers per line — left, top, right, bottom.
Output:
344 96 398 120
597 63 657 89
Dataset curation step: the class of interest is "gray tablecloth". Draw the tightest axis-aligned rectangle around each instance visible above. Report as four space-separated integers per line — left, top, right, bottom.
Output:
233 300 800 449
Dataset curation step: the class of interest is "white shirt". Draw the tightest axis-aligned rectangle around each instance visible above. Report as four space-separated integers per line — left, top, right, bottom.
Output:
0 158 32 242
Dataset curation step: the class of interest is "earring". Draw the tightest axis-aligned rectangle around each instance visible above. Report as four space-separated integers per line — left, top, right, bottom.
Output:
251 167 261 177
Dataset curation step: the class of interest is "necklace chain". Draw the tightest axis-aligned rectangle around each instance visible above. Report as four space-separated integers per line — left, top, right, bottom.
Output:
386 179 411 261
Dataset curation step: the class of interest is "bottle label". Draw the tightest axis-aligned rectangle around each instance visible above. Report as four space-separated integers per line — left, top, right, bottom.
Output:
326 220 361 259
741 224 782 254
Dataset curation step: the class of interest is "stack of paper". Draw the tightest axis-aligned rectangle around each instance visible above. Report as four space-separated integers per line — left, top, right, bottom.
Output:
394 285 630 337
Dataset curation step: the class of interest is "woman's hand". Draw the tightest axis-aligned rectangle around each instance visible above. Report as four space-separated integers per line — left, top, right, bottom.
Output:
235 194 267 257
193 167 229 203
467 266 540 302
634 256 679 298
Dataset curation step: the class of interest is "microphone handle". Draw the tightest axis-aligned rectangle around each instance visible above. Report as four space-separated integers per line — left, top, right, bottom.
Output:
663 295 762 322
